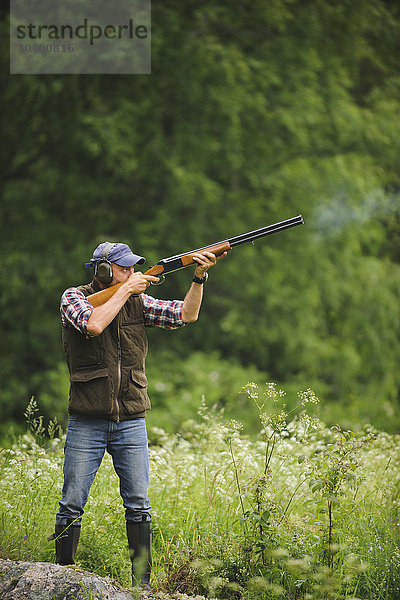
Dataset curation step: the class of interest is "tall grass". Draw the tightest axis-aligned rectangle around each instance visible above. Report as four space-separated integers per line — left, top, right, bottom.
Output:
0 391 399 599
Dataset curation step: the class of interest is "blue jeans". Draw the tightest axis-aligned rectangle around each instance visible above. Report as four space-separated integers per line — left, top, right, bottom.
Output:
56 415 151 526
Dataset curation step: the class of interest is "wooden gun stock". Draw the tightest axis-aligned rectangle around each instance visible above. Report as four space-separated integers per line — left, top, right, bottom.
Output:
86 282 123 308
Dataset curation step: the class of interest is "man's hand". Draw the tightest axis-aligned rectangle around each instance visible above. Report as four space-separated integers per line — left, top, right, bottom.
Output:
182 250 226 323
122 271 160 295
192 250 227 278
87 270 159 336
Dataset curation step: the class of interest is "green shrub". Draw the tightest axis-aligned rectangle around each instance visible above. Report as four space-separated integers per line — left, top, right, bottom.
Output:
0 393 399 598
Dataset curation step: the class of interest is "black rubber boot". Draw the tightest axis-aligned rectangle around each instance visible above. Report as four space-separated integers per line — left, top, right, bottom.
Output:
52 519 81 565
126 519 152 589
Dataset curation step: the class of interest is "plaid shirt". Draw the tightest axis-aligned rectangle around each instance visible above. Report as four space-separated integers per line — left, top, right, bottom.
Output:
60 287 185 335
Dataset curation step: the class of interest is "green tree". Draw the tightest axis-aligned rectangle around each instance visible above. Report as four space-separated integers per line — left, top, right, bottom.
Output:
1 0 400 435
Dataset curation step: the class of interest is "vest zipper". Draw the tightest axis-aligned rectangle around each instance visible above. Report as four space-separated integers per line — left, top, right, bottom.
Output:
115 319 121 423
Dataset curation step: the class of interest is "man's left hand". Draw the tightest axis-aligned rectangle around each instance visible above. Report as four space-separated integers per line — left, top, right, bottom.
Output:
192 251 227 278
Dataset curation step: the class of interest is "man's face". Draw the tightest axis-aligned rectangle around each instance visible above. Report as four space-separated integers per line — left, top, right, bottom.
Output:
110 263 134 285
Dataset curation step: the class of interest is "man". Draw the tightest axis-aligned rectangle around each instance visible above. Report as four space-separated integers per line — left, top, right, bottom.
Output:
51 241 225 589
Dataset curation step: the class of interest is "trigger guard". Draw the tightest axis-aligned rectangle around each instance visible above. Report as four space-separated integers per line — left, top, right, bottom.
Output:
150 274 166 285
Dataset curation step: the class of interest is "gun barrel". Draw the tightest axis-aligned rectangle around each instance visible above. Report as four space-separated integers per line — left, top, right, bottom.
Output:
228 215 304 247
164 215 304 263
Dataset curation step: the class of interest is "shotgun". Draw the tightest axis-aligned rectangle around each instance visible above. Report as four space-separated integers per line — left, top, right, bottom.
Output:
87 215 304 308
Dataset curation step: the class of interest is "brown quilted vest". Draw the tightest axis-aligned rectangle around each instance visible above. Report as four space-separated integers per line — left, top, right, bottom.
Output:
62 281 150 421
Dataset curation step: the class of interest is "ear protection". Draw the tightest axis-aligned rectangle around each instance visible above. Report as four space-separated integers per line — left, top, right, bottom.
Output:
94 242 116 284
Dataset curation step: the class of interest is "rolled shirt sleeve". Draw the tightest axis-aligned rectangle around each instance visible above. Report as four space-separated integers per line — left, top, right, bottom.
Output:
142 294 185 329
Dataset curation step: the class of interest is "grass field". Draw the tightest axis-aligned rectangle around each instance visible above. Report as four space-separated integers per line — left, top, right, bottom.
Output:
0 388 399 599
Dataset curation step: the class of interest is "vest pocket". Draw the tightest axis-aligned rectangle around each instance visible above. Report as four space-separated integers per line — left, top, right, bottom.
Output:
118 368 151 414
130 369 148 388
69 367 113 415
70 366 109 383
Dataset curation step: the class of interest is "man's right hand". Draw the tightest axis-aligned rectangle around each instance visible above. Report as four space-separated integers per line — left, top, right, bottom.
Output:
122 271 160 295
87 270 159 336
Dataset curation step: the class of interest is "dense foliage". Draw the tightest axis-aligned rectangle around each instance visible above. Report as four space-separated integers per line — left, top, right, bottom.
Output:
1 0 400 437
1 393 399 599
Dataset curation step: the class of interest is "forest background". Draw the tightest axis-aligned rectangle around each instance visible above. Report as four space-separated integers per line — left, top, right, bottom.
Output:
1 0 400 445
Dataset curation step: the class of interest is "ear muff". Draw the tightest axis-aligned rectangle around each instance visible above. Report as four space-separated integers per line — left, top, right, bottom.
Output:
94 243 116 284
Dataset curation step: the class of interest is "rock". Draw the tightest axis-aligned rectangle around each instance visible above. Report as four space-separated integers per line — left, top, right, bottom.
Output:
0 559 135 600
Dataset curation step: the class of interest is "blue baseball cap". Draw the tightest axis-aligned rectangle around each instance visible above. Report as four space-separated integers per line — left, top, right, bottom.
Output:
86 242 146 268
